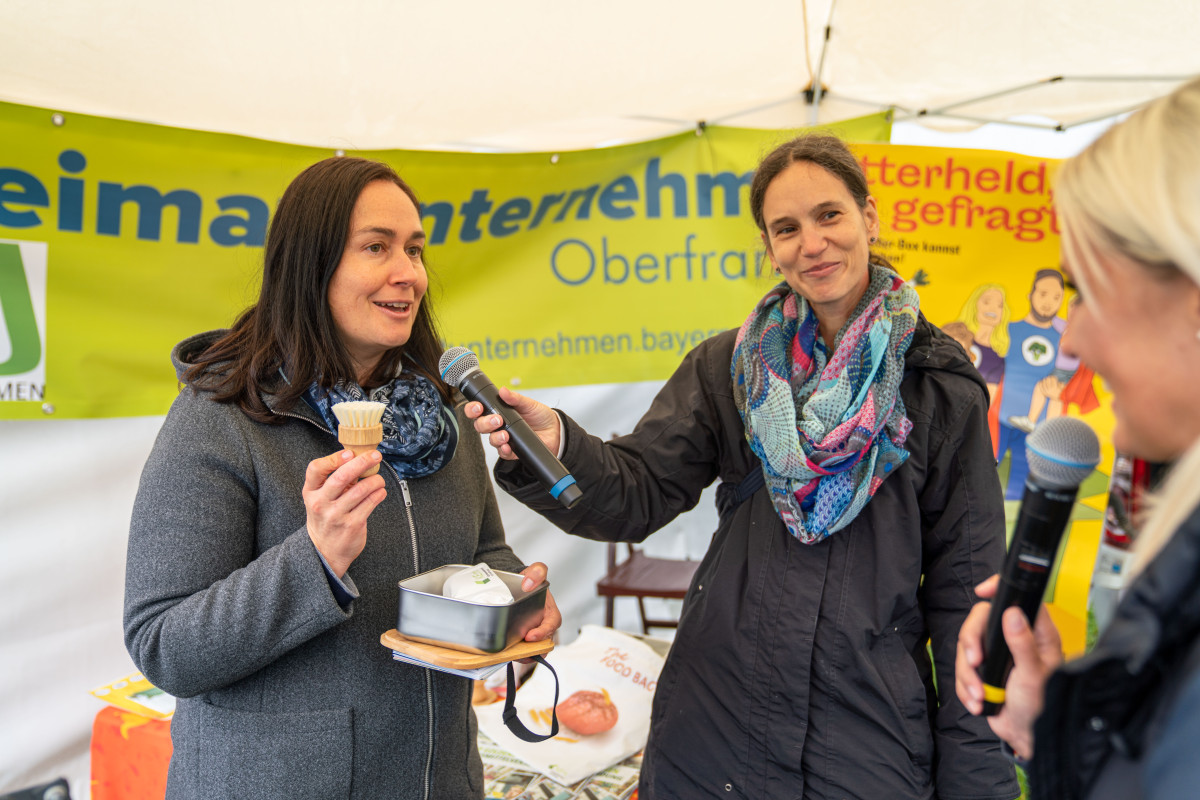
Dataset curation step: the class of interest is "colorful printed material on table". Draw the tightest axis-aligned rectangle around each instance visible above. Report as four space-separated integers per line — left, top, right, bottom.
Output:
478 730 642 799
330 400 386 476
90 672 176 719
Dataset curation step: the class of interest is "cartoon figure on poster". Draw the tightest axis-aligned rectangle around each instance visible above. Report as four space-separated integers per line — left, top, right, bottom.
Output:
995 268 1065 499
940 322 976 358
952 283 1011 407
1008 294 1100 431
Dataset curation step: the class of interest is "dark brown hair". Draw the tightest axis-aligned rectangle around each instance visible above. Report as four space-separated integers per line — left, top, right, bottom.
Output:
1031 267 1065 292
749 132 894 271
185 156 451 422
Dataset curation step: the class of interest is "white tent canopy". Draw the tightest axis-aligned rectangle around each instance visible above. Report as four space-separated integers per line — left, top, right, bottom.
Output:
1 2 1198 796
2 0 1196 152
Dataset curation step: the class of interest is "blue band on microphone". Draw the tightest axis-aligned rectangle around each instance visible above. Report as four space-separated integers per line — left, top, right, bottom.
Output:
1026 442 1096 471
549 475 577 499
439 351 470 380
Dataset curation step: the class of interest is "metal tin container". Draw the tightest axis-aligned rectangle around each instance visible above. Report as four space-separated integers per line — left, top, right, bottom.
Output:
396 565 548 654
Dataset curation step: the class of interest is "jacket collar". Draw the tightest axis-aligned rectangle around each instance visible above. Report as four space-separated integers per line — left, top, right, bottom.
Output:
171 329 327 429
1098 503 1200 674
903 314 990 400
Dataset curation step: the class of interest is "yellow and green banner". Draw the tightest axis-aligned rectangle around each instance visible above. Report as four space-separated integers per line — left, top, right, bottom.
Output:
0 100 889 419
0 104 1112 467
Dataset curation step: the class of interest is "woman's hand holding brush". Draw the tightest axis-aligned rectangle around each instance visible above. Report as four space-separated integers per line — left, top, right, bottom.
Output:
303 449 387 577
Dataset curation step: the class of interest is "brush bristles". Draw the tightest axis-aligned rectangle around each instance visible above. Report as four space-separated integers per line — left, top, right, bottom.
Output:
331 401 386 428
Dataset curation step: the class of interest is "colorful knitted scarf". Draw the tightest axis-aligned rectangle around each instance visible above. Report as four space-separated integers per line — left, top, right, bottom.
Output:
305 374 458 480
732 263 920 543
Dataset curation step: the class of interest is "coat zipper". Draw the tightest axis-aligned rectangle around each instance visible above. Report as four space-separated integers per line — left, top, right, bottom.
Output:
390 470 434 800
396 474 420 572
277 408 435 800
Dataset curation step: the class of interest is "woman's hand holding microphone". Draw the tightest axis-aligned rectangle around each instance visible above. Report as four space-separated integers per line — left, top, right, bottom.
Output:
464 385 561 460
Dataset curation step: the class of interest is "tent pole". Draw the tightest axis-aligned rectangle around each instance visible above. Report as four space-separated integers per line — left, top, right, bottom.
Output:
914 75 1191 119
919 77 1065 117
1059 105 1145 129
1057 74 1193 83
891 111 1067 130
710 95 803 125
808 0 838 126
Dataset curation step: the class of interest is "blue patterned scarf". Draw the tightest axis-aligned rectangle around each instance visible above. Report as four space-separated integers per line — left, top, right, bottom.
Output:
732 263 919 543
305 374 458 480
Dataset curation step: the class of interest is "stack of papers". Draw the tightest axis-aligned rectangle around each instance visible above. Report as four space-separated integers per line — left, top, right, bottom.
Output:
391 649 506 680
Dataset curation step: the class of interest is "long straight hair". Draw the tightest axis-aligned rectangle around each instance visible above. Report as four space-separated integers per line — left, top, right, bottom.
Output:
1055 77 1200 572
185 157 451 422
954 284 1011 356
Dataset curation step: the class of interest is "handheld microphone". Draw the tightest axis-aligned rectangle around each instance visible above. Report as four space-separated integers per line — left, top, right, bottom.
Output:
439 347 582 509
980 415 1100 715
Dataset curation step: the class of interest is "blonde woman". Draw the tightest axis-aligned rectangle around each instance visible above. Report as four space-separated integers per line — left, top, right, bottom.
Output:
956 76 1200 799
955 283 1011 405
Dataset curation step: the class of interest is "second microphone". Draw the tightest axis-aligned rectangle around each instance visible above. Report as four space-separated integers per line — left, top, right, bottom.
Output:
439 346 583 509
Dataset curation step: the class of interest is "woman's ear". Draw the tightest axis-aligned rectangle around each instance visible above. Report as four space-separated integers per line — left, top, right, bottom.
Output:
761 231 780 273
863 196 881 241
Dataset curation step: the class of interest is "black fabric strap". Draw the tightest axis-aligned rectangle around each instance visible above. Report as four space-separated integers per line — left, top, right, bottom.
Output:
501 655 560 743
716 466 765 518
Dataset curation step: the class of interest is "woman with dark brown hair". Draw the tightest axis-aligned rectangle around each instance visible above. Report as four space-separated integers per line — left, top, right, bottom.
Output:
124 156 560 800
467 133 1017 799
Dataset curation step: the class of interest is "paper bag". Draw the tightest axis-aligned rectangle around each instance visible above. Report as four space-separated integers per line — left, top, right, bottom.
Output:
475 624 665 786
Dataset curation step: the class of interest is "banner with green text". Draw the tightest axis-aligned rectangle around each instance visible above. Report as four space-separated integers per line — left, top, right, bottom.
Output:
0 101 890 419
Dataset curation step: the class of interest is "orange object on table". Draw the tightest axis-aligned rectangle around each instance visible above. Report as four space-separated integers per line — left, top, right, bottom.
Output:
90 705 172 800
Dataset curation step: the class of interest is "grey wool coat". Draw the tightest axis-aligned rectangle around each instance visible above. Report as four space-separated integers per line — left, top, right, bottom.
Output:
496 318 1020 800
124 331 525 800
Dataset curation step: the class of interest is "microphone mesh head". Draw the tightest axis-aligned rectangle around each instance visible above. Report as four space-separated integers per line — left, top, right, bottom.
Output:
1025 416 1101 490
438 346 480 387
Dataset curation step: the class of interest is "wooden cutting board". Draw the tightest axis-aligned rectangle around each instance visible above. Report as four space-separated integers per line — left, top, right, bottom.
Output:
381 629 553 669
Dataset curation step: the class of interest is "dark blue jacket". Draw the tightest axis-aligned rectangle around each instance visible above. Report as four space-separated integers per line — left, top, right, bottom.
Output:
1031 503 1200 800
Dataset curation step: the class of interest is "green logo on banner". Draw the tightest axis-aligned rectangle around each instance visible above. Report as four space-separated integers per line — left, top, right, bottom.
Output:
0 243 42 375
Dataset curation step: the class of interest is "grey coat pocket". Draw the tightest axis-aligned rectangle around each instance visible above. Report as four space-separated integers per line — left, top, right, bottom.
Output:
178 702 353 800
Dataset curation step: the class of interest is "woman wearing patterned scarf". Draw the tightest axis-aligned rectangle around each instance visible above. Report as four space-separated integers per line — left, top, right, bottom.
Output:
125 157 560 800
469 134 1017 799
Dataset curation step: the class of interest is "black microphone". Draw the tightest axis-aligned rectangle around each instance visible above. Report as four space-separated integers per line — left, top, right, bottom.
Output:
439 347 582 509
980 415 1100 715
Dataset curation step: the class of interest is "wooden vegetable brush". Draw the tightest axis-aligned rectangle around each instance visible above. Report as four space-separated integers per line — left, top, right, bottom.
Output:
331 401 387 477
